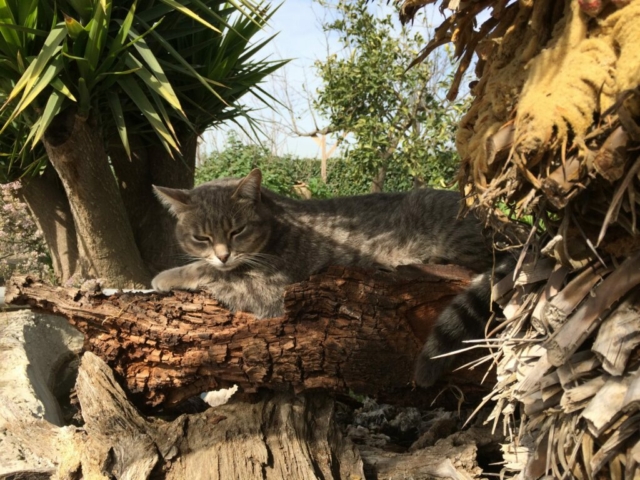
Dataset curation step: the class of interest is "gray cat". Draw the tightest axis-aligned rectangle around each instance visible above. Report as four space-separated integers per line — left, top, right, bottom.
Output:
152 169 508 386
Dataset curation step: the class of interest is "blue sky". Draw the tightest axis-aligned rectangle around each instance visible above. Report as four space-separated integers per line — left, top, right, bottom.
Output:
205 0 338 158
204 0 451 158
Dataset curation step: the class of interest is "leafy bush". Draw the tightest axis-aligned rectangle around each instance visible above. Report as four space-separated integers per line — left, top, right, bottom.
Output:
196 133 457 198
313 0 464 192
196 133 328 196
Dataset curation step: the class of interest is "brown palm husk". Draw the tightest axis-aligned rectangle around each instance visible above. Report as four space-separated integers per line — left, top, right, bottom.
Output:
399 0 640 478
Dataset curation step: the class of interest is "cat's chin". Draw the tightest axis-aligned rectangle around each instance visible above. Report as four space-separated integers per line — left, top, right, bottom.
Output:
206 259 239 272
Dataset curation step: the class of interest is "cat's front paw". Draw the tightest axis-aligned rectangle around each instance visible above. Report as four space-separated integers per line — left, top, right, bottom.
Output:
152 263 209 292
151 270 180 292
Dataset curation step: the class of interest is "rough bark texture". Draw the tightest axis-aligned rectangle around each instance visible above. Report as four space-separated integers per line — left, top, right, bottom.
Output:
71 353 365 480
0 309 495 480
19 166 86 282
6 264 491 410
42 109 150 288
109 132 197 275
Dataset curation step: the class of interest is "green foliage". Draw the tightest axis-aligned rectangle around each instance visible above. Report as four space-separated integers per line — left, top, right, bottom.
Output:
196 133 452 198
314 0 466 189
0 0 285 181
196 133 325 196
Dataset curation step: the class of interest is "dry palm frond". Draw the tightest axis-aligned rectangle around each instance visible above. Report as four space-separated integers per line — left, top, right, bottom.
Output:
398 1 640 477
483 254 640 479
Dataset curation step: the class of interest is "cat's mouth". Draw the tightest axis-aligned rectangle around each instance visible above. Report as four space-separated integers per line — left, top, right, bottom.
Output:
206 256 239 271
209 263 237 271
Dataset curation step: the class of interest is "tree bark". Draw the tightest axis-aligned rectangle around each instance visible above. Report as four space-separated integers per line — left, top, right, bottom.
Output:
19 166 88 282
42 109 150 288
1 336 487 480
109 133 197 274
6 264 492 410
370 165 387 192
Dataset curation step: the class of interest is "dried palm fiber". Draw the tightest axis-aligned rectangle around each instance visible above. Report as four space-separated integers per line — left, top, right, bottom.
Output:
398 0 640 478
479 255 640 479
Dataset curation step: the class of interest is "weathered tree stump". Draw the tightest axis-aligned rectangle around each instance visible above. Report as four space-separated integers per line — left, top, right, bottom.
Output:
1 330 488 479
2 266 499 479
6 264 490 409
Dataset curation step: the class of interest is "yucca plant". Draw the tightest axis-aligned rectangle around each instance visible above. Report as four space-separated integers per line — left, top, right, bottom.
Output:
0 0 284 287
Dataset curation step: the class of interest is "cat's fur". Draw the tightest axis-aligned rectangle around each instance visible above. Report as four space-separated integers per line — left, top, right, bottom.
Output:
413 255 515 387
152 169 509 385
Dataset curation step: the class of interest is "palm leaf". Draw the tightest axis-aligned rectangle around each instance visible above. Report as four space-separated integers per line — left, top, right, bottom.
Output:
30 89 65 147
0 22 47 36
158 0 221 33
117 75 179 153
107 93 130 158
126 38 184 114
3 26 65 106
0 0 285 181
8 55 64 124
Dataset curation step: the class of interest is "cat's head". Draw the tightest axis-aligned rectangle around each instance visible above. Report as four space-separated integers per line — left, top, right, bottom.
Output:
153 169 272 271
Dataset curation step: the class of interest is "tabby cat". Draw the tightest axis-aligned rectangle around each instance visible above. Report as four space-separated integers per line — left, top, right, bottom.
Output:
152 169 510 386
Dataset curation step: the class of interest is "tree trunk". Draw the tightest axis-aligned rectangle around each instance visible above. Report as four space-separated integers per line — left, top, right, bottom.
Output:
370 165 387 192
19 166 88 282
109 133 197 274
6 264 492 410
42 109 150 288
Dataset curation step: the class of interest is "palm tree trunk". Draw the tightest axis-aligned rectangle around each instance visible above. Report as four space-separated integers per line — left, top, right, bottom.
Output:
42 109 150 288
108 132 197 274
19 166 88 282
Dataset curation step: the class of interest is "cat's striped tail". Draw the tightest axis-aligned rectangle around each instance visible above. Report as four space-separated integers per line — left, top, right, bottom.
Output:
414 255 516 388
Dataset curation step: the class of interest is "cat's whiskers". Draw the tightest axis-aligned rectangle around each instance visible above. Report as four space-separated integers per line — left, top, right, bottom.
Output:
252 251 280 261
237 253 280 273
175 253 200 263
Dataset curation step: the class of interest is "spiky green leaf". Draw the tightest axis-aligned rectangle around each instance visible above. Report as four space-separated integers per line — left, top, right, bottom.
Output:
107 93 130 158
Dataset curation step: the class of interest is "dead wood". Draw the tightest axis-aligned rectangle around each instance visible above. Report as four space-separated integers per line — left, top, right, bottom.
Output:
5 264 491 410
64 352 366 479
1 311 495 479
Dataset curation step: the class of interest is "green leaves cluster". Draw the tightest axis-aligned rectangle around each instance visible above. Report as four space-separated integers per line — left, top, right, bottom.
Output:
314 0 466 189
196 133 452 198
0 0 284 181
196 133 326 196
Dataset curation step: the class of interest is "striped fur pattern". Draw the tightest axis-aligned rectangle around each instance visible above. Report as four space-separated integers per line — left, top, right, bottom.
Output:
152 169 496 318
414 255 516 387
152 169 508 384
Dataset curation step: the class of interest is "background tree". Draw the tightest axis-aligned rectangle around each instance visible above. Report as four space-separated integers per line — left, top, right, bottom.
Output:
196 130 461 197
313 0 466 192
201 0 467 197
0 0 284 287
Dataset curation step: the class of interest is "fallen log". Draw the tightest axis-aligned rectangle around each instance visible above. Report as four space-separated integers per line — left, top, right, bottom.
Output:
0 309 491 480
6 264 490 409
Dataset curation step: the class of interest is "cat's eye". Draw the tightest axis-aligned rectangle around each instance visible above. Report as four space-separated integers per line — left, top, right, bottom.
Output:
230 226 246 237
192 235 211 243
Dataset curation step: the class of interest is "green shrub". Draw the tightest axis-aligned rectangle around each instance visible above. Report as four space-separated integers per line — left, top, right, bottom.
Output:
196 133 458 198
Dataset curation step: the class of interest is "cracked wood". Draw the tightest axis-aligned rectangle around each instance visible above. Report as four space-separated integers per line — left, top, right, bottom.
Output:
6 264 483 408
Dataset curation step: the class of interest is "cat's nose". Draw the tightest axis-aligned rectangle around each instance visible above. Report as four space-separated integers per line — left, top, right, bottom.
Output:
218 252 230 263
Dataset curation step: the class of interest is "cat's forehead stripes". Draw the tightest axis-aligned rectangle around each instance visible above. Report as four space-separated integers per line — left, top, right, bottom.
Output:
188 183 247 232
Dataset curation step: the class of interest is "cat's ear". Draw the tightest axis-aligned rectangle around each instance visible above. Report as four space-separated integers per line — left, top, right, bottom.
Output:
153 185 191 215
232 168 262 203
